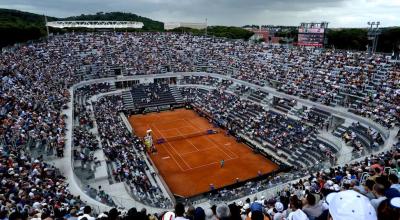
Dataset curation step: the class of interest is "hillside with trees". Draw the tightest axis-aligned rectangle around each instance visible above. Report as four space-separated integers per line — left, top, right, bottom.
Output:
207 26 254 40
168 26 254 40
64 12 163 31
0 9 164 48
1 8 399 53
0 9 56 48
326 28 400 53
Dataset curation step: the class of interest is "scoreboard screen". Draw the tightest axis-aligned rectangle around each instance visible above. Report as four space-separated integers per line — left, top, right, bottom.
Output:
298 22 328 47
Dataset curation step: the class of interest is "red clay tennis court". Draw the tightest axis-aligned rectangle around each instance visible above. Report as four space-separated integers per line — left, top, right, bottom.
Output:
129 109 279 197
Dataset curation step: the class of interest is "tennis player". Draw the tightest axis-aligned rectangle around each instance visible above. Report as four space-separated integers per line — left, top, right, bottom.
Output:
220 159 224 168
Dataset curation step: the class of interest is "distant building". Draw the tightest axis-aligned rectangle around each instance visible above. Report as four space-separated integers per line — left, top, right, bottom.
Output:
253 30 269 42
245 28 269 42
245 27 285 44
164 22 207 30
270 36 282 44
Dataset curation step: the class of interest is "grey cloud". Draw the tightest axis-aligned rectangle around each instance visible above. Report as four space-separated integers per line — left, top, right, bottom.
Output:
0 0 346 17
0 0 399 27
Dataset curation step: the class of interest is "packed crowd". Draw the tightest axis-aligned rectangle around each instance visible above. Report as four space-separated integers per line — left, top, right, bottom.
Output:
0 148 86 219
73 83 114 167
84 185 116 207
0 34 87 219
93 96 172 208
73 126 99 167
12 144 396 220
131 83 176 108
341 122 384 154
181 76 234 90
180 87 335 168
2 33 398 158
104 33 399 128
0 144 400 220
1 31 399 219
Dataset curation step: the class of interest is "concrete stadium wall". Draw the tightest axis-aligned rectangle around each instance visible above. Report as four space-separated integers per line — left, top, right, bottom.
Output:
57 71 395 213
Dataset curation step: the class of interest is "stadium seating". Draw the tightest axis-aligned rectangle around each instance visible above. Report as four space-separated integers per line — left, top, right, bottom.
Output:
131 83 178 109
1 32 399 220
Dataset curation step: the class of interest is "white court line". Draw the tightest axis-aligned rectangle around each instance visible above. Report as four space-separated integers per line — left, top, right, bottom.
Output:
167 140 193 170
175 129 200 151
150 119 186 127
158 126 194 133
151 115 240 172
158 127 193 170
152 124 188 172
162 141 188 171
184 118 210 131
206 135 240 159
202 137 234 160
183 118 238 160
179 146 219 156
185 157 237 170
179 146 239 165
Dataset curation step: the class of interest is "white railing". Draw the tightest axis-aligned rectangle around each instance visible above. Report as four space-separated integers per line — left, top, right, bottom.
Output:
47 21 144 29
56 71 397 212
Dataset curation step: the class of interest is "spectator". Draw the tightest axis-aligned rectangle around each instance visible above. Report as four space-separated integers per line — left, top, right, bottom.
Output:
78 206 95 220
272 202 285 220
204 208 217 220
194 207 206 220
163 211 176 220
327 190 376 220
377 198 400 220
389 174 400 191
216 204 231 220
175 203 188 220
370 184 387 210
302 193 324 219
287 195 308 220
108 208 120 220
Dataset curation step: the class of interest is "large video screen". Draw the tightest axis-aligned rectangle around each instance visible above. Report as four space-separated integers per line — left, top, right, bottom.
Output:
298 27 325 47
298 28 325 34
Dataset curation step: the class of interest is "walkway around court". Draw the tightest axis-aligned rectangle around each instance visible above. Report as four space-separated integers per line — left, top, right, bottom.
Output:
49 72 399 214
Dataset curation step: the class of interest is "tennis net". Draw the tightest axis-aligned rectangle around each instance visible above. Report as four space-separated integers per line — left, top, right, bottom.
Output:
156 129 218 144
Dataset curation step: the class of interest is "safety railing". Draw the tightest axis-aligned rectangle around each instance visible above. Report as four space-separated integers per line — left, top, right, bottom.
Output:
39 71 396 212
70 86 174 211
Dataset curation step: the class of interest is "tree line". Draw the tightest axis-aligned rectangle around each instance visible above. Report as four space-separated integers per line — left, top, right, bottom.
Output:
327 28 400 53
0 8 399 53
167 26 254 40
272 26 400 53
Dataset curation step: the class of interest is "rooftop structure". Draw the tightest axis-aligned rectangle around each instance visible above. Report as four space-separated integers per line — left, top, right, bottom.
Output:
46 20 144 29
164 22 207 30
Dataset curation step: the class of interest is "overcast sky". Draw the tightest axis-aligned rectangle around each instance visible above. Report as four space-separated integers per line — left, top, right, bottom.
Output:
1 0 399 27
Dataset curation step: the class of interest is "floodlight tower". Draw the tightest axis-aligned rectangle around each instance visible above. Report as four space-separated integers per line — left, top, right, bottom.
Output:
205 18 208 36
44 15 50 37
367 21 381 54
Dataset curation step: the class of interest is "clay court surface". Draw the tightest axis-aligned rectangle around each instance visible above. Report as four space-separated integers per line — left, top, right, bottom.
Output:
129 109 278 197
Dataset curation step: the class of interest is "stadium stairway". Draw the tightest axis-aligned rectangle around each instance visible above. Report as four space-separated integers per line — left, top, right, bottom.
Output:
87 93 116 182
130 84 177 108
122 91 135 110
170 86 184 103
109 83 116 91
333 124 349 138
247 90 270 105
333 92 345 106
